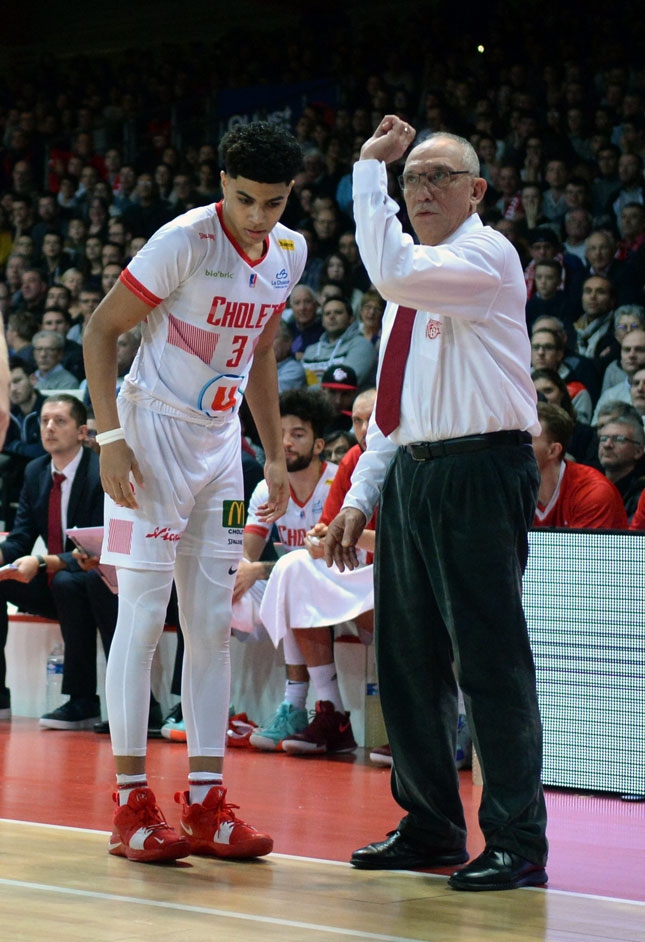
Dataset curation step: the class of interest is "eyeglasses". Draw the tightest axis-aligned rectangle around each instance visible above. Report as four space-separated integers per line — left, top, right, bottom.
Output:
398 169 471 191
598 434 640 446
531 343 557 352
615 323 642 332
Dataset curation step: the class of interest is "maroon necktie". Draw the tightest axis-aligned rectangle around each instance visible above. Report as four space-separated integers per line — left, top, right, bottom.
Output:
47 472 66 556
375 305 416 436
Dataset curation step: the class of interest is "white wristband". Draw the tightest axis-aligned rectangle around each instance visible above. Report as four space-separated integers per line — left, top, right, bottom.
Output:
95 427 126 446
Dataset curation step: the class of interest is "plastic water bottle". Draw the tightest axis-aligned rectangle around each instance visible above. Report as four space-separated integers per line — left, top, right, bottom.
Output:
45 642 65 713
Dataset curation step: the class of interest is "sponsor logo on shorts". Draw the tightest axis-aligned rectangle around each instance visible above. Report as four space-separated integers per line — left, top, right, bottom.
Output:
145 526 181 542
278 239 295 250
222 499 245 528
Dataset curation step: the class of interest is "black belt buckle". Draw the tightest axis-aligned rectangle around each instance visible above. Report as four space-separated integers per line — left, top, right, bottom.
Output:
407 441 442 460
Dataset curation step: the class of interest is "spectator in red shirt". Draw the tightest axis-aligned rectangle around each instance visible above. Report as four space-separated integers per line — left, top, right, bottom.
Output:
629 487 645 530
532 402 628 529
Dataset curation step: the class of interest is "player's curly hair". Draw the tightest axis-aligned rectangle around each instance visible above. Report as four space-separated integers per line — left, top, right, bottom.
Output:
220 122 303 184
280 387 336 441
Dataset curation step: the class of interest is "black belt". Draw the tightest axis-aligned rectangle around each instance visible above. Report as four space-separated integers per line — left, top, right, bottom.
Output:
406 430 532 461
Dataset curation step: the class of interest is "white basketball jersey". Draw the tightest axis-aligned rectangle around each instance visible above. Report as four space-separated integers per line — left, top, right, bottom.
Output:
245 462 338 550
120 201 307 423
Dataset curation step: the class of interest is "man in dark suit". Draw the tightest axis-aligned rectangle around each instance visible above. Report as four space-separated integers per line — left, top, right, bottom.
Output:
0 394 117 728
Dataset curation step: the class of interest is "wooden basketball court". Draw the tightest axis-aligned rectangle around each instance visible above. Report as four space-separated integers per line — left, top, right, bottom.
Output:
1 719 643 941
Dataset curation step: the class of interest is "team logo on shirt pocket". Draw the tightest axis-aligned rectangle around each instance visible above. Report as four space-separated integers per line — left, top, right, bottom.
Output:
426 318 441 340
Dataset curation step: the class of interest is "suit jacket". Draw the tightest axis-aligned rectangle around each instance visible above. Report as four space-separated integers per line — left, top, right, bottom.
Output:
1 446 104 570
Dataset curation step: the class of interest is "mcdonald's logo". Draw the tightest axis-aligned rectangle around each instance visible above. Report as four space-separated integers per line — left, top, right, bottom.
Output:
222 499 245 528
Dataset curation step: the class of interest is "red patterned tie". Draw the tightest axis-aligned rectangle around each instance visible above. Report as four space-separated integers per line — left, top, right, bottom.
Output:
47 472 66 556
375 305 417 436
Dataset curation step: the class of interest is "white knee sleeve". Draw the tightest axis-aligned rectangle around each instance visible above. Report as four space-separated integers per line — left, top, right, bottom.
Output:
174 554 236 758
107 568 174 757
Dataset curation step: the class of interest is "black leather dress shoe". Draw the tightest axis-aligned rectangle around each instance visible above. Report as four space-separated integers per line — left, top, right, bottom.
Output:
351 830 469 870
448 847 548 891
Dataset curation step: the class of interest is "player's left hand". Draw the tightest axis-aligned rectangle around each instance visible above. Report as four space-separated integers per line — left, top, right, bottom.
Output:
232 558 259 602
256 459 289 523
304 522 328 559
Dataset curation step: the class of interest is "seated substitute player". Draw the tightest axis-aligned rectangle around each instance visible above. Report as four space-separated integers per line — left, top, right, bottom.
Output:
258 387 473 764
83 122 307 864
532 402 628 529
254 388 377 754
230 388 338 742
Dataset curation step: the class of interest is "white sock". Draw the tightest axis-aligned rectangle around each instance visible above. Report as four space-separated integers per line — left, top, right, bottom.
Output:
284 679 308 710
116 773 148 805
188 771 223 805
308 663 344 713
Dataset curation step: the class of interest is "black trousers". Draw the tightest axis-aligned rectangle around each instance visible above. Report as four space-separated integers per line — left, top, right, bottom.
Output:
374 442 548 865
0 569 118 700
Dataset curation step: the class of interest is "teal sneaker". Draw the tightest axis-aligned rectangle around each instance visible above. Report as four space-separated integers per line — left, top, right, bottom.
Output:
161 703 186 742
249 701 308 752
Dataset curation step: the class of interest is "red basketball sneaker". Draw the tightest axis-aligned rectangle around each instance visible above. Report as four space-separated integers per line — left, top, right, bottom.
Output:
282 700 357 755
226 712 258 748
109 787 191 862
176 785 273 858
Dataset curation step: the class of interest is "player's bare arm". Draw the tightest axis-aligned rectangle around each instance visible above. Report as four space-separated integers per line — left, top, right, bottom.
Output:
356 528 376 554
83 280 150 508
243 312 289 523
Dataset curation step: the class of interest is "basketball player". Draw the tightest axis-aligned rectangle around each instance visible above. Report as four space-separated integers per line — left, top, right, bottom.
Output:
83 122 306 864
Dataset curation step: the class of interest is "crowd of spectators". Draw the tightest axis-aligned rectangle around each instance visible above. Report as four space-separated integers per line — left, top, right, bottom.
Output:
2 12 645 531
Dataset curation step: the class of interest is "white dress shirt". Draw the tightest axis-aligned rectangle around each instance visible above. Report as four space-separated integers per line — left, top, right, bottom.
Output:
343 159 540 520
